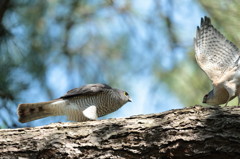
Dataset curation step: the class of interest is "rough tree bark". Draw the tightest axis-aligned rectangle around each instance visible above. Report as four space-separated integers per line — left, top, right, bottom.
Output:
1 105 240 159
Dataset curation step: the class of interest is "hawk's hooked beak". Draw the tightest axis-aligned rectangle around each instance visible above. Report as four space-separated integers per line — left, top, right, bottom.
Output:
128 98 132 102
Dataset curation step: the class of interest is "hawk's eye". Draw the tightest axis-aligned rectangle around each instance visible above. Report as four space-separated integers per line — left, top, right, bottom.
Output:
124 92 129 96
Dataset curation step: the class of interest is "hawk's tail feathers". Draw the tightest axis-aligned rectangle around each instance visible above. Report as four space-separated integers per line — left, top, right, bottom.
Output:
17 99 65 123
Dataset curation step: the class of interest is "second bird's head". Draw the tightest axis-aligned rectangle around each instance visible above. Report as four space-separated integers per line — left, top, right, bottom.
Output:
202 89 230 106
203 90 220 105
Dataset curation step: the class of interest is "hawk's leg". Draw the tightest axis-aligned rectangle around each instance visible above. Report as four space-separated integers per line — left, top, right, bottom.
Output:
238 96 240 106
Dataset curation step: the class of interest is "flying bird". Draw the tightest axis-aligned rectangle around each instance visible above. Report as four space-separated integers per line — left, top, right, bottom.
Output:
194 16 240 106
18 83 132 123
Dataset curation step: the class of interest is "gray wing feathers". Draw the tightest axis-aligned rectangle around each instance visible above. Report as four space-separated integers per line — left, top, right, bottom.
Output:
194 16 240 82
60 83 112 99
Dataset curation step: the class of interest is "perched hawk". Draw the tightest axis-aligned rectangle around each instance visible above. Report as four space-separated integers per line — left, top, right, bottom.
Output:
18 83 132 123
194 16 240 106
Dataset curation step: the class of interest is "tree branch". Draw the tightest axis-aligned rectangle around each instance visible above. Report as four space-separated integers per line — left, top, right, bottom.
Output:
1 105 240 158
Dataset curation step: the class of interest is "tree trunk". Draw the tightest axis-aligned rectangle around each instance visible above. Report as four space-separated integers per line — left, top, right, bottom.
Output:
1 105 240 159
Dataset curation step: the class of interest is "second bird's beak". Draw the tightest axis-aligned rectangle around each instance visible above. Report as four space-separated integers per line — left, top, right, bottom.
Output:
128 98 132 102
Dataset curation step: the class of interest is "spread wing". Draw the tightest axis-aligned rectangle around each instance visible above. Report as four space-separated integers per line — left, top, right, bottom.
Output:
60 83 112 99
194 16 240 83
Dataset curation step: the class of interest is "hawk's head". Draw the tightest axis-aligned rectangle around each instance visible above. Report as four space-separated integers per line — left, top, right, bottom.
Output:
202 89 233 106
